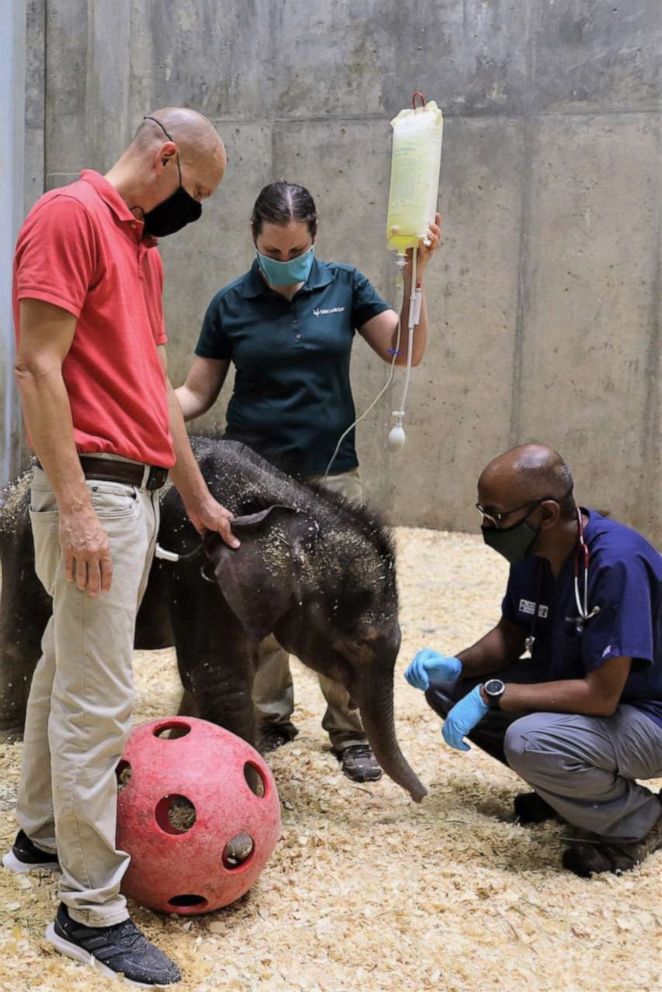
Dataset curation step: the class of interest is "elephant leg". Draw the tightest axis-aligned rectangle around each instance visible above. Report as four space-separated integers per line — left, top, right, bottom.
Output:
177 688 200 718
168 571 258 746
134 558 174 650
0 576 50 739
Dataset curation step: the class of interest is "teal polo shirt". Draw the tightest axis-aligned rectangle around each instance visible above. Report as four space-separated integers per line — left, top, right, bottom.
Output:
195 257 391 477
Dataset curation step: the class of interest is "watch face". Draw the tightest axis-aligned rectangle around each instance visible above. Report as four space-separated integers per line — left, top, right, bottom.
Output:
485 679 505 697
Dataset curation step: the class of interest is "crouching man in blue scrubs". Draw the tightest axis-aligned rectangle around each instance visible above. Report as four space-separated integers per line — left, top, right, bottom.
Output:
406 443 662 877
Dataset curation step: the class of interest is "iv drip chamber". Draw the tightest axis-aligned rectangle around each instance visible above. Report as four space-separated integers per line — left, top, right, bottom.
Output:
387 412 407 452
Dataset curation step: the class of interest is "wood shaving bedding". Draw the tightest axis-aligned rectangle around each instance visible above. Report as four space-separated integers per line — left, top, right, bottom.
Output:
0 527 659 992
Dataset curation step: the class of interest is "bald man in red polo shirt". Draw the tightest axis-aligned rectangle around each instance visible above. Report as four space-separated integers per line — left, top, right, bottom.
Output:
5 109 238 986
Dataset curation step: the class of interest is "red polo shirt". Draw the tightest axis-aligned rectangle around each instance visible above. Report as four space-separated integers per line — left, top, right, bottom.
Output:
13 170 175 468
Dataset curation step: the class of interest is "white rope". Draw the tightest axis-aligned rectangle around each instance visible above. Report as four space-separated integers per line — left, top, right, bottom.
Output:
323 308 402 479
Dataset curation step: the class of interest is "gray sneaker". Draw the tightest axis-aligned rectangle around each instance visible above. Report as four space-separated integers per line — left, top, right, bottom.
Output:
334 744 383 783
46 903 181 987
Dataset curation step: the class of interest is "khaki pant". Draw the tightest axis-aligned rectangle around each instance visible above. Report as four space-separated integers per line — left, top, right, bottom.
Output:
17 465 160 926
252 468 367 752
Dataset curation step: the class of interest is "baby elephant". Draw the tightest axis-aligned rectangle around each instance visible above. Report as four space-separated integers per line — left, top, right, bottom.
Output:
0 438 426 803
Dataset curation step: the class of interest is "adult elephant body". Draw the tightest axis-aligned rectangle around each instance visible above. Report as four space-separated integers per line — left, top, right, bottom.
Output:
0 438 426 802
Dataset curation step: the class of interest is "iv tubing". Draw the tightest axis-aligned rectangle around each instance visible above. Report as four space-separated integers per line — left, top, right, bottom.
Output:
396 246 418 416
322 314 402 479
323 246 419 479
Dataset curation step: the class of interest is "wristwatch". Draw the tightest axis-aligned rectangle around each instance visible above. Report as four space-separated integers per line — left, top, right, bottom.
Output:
482 678 506 710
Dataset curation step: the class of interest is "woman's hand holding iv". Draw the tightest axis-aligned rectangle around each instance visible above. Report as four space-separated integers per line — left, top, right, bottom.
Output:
403 212 442 275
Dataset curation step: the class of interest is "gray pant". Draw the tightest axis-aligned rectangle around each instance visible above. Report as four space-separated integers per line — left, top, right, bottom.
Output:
426 670 662 843
252 468 367 752
17 465 160 926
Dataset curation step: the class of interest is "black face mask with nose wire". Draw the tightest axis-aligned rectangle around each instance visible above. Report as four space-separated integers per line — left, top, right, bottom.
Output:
141 116 202 237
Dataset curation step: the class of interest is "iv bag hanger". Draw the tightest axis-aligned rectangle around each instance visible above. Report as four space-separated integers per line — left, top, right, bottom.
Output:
386 91 443 452
323 91 443 474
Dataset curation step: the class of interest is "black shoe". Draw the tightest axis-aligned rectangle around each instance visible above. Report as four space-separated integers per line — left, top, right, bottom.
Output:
2 829 60 873
46 903 181 987
334 744 383 783
513 792 558 825
561 811 662 878
259 721 299 753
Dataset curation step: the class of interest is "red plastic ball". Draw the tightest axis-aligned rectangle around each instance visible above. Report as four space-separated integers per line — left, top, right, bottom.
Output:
116 716 281 915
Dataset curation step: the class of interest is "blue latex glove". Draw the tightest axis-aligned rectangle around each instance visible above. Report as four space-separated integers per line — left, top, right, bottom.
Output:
441 685 489 751
405 648 463 690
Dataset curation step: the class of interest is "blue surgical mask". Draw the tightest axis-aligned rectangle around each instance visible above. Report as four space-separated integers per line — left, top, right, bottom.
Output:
256 246 315 286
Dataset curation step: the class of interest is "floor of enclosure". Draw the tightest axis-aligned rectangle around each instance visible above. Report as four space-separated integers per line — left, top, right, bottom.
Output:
0 526 659 992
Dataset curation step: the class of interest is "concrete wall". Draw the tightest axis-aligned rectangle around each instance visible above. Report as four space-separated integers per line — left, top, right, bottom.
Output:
0 0 27 483
18 0 662 541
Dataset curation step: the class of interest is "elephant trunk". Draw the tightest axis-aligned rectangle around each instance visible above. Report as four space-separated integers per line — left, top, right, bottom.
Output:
356 677 427 803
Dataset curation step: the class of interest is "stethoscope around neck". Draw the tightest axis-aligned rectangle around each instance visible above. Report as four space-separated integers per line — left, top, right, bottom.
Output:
525 507 600 654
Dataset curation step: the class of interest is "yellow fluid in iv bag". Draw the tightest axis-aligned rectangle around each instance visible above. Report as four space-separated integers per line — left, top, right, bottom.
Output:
386 99 443 254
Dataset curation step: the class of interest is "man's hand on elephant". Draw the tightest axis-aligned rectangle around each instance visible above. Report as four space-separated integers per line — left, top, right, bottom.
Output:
187 496 240 549
405 648 463 690
59 503 113 597
441 686 489 752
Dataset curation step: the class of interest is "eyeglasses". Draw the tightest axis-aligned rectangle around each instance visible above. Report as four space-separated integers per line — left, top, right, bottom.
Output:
474 498 544 529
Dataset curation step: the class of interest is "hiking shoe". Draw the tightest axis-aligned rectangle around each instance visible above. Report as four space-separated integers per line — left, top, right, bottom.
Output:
259 721 299 754
562 808 662 878
513 792 558 825
334 744 383 783
46 903 181 987
2 829 60 873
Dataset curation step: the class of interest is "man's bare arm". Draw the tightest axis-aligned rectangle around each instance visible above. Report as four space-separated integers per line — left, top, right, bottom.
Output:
14 299 111 595
496 656 632 717
456 616 527 677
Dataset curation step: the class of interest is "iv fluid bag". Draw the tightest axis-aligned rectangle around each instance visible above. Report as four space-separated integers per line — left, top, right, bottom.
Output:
386 100 443 254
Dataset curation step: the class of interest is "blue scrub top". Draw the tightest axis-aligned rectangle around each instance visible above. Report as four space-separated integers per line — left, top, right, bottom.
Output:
502 509 662 728
195 257 391 477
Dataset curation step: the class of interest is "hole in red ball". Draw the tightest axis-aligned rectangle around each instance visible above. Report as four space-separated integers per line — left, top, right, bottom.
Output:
244 762 265 797
153 721 192 740
167 894 208 909
116 760 132 791
222 832 255 869
155 794 196 834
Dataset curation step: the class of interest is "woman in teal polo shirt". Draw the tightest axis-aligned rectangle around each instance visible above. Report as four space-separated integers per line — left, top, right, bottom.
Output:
177 181 441 782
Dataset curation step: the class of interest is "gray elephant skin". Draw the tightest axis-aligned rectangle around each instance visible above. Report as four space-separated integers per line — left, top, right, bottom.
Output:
0 438 426 802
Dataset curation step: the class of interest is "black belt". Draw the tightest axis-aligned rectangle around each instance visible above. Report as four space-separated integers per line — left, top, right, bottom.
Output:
35 456 169 491
80 456 168 491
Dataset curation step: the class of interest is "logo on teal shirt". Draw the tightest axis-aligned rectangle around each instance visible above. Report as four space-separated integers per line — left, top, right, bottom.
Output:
312 306 346 317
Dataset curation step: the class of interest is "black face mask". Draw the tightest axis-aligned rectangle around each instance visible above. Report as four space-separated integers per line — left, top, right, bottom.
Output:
141 115 202 237
142 184 202 237
482 515 540 564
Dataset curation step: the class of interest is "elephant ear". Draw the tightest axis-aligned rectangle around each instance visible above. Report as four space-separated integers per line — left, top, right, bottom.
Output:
202 505 319 641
